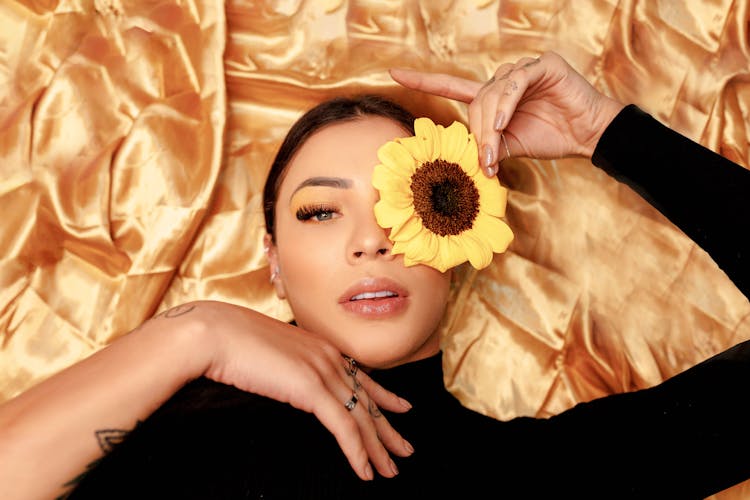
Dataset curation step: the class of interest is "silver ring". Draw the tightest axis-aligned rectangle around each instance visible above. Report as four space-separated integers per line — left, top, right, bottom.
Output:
500 132 511 161
344 356 358 377
344 392 358 411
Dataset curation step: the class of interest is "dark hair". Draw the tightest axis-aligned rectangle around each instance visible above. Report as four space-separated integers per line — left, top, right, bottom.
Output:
262 94 416 241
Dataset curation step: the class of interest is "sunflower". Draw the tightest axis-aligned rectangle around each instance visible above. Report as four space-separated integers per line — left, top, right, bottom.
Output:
372 117 513 273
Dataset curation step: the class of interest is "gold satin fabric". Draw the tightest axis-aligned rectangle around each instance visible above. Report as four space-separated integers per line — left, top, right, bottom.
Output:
2 1 749 497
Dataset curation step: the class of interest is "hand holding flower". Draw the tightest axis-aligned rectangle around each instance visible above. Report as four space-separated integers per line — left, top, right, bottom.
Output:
389 51 625 176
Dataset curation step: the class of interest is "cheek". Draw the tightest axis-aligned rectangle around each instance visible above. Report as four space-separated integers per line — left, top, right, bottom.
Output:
419 268 451 295
281 247 329 281
276 230 342 297
412 269 451 319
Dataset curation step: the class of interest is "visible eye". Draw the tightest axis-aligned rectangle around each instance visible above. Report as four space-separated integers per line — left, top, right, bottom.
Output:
296 203 340 222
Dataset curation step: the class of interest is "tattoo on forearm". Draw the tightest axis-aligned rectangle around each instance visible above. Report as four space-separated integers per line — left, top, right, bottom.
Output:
155 304 196 319
57 421 142 498
95 428 129 453
130 304 197 335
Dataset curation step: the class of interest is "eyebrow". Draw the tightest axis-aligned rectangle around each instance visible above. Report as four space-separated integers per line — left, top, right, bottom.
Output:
291 176 352 196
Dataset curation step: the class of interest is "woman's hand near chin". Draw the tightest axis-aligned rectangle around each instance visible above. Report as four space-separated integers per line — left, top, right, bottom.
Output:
0 300 413 500
390 50 625 175
189 300 415 481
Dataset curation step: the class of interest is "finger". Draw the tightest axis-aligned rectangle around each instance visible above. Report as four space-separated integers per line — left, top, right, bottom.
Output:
494 56 543 132
366 400 414 458
356 371 412 414
470 84 503 176
340 361 413 460
468 63 512 177
312 397 375 481
332 381 401 478
327 358 407 478
291 355 382 481
348 394 401 478
389 68 482 103
472 56 542 171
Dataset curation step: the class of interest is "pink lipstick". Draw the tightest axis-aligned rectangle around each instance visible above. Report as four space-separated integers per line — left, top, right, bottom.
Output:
338 278 409 318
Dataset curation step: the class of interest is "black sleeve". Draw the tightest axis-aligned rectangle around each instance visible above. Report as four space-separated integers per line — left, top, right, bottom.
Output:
539 107 750 498
547 338 750 499
592 104 750 298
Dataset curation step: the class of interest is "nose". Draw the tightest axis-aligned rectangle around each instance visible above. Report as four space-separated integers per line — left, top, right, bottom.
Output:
347 216 394 263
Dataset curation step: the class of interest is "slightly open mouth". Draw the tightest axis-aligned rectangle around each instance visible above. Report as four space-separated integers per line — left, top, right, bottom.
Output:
350 291 399 301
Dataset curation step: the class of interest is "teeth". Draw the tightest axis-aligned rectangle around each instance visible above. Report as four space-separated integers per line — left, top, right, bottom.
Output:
351 290 397 301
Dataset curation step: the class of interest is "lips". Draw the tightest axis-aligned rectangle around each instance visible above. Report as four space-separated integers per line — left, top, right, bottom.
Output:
338 277 409 318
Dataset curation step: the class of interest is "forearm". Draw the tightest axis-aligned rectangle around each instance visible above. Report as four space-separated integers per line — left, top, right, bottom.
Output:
549 339 750 497
0 303 210 499
592 105 750 297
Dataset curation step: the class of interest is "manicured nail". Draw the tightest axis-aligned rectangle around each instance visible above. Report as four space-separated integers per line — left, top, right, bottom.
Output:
399 397 412 410
481 144 494 169
364 463 374 480
494 111 505 131
485 164 498 177
404 440 415 454
390 459 399 476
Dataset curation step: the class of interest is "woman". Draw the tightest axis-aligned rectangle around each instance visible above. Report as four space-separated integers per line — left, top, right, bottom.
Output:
2 51 749 499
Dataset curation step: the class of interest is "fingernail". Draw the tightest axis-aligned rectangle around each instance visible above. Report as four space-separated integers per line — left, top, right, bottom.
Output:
364 463 374 480
390 459 399 476
404 440 415 454
399 397 412 410
481 144 494 169
485 164 498 177
494 111 505 131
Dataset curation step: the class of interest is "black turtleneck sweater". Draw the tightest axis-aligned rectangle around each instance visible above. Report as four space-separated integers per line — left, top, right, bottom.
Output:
69 106 750 499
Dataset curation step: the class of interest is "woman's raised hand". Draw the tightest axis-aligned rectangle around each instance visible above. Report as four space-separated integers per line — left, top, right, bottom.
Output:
186 300 414 481
390 51 625 176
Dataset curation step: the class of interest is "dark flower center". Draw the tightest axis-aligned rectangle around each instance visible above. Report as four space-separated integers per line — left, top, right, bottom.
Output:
410 159 479 236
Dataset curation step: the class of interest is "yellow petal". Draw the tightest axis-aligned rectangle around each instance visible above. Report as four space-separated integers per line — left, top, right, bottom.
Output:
457 132 480 177
472 213 514 253
372 164 413 195
389 214 424 242
412 117 440 162
457 229 493 269
439 121 470 164
374 200 413 229
398 229 439 263
438 235 466 271
475 174 508 217
397 136 427 167
377 141 417 175
377 187 413 209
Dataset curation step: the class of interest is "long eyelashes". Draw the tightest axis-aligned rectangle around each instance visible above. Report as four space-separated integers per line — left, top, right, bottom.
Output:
295 203 339 222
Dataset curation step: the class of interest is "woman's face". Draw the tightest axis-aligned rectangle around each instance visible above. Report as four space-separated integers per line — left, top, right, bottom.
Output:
267 116 451 369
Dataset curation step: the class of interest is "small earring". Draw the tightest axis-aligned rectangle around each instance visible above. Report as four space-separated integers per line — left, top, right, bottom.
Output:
269 265 280 283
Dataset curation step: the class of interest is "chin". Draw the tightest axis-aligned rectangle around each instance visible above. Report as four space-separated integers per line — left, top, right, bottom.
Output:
293 310 440 368
339 328 439 370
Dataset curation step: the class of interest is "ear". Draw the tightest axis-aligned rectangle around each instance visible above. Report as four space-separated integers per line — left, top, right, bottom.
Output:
263 233 287 300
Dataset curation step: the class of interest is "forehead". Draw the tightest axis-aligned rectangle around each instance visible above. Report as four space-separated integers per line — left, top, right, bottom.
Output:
282 116 409 185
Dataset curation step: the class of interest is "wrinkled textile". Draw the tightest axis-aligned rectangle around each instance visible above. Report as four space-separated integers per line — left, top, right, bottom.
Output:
2 1 749 498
